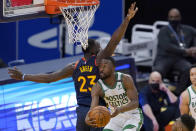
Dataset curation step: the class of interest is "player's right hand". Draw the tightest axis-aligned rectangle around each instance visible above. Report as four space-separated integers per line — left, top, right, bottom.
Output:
8 66 23 80
126 2 138 21
85 110 97 127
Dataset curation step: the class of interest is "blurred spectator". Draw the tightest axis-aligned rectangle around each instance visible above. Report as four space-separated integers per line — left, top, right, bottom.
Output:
0 58 7 68
139 71 180 131
153 8 196 96
172 114 195 131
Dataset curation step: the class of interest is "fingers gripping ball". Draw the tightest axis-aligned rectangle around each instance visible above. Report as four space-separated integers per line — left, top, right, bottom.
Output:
88 106 111 127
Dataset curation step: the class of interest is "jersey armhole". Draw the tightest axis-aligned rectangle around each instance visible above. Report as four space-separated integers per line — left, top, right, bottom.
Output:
187 88 191 106
74 60 79 70
97 81 105 97
121 74 127 91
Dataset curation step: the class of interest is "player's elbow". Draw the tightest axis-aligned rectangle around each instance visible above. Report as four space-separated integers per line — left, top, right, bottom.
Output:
129 99 139 109
42 77 58 83
45 80 53 83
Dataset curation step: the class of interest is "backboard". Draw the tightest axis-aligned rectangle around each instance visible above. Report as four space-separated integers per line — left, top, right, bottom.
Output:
0 0 49 22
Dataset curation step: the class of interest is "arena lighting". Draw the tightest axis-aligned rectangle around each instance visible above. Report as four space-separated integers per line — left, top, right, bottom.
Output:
115 64 130 71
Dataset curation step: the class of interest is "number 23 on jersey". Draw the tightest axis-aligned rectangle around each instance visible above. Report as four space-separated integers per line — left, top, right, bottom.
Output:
78 75 96 92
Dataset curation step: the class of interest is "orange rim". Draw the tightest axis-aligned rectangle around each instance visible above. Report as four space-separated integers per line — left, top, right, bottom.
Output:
45 0 100 14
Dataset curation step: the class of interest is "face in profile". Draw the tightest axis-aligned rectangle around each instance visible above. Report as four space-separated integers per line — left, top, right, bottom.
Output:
99 59 114 80
190 67 196 87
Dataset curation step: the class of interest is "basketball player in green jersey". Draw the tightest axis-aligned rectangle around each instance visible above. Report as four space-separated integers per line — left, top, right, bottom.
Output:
85 57 143 131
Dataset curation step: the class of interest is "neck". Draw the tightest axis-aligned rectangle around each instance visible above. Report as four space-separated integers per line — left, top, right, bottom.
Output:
103 73 116 87
84 54 91 61
171 24 180 32
192 84 196 89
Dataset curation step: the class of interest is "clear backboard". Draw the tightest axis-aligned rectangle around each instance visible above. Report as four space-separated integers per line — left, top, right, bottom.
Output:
0 0 49 22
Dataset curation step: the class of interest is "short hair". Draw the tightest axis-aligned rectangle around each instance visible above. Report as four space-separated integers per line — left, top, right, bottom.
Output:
105 57 116 66
82 39 97 54
181 114 195 131
189 63 196 71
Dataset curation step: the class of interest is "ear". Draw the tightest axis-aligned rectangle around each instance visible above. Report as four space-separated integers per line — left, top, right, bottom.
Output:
112 66 115 72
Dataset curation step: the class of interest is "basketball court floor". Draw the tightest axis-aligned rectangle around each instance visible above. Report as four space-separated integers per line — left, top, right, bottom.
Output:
0 78 77 131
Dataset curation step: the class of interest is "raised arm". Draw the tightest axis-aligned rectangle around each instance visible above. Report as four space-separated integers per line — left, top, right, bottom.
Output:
96 2 138 64
179 90 190 115
8 62 75 83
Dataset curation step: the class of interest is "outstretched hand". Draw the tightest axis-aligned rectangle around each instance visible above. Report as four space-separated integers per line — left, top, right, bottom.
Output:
8 66 23 80
126 2 138 21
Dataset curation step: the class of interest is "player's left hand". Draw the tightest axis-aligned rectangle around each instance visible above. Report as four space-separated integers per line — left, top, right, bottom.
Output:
8 66 23 80
85 110 97 127
111 107 121 118
126 2 138 21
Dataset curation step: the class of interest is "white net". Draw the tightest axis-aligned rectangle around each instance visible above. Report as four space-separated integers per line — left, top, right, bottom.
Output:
60 4 99 50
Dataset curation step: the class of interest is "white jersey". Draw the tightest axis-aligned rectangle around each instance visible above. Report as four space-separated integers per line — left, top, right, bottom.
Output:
98 72 143 131
98 72 136 113
187 85 196 119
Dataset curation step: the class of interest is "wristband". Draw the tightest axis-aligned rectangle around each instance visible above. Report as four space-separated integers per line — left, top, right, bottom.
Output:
22 74 26 80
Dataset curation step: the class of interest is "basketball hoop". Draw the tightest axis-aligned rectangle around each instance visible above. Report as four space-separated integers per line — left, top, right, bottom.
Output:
45 0 100 50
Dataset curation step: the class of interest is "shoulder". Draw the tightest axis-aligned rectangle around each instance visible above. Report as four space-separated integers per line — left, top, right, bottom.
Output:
97 80 103 87
93 80 104 96
159 25 170 32
181 89 189 97
182 24 195 30
92 80 102 92
182 24 196 34
121 73 133 81
180 89 189 103
121 73 136 90
158 26 170 36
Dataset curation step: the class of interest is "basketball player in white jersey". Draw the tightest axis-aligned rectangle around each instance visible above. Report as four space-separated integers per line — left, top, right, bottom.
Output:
85 57 143 131
180 64 196 130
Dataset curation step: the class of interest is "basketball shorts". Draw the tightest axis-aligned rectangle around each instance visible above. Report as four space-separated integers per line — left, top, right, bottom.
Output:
103 108 143 131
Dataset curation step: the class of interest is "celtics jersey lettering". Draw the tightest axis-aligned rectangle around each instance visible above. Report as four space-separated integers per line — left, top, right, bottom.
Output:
188 85 196 119
98 72 130 113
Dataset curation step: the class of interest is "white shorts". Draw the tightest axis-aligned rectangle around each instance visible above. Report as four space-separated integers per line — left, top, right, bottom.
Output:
103 108 143 131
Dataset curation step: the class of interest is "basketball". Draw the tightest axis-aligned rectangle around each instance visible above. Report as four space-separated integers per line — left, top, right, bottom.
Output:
88 106 111 127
